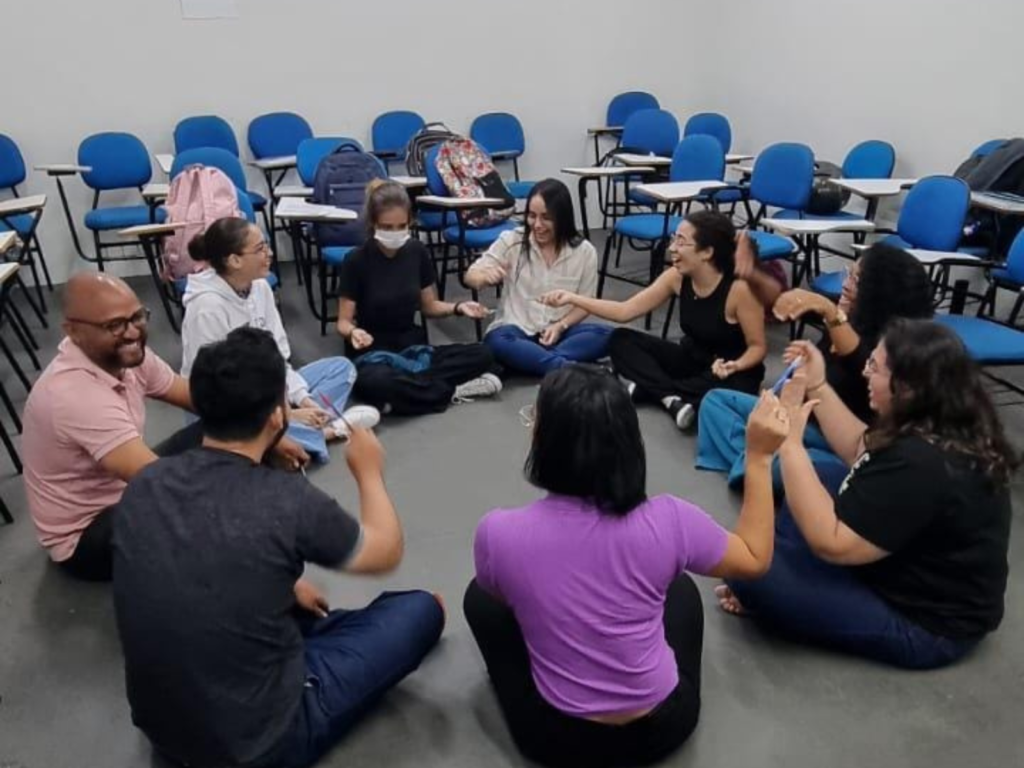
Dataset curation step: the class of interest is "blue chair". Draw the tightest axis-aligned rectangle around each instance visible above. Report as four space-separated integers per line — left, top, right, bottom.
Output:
936 313 1024 398
371 111 425 172
0 134 52 309
684 113 732 154
607 91 660 128
602 109 680 224
68 132 166 271
296 137 364 186
743 142 815 265
470 112 534 199
598 136 725 330
977 226 1024 322
972 139 1007 159
248 112 313 160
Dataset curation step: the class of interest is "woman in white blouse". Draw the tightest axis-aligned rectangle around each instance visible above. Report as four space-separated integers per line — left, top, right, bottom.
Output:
465 179 611 376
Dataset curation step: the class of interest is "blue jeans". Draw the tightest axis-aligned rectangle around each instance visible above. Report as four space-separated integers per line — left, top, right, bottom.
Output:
286 357 357 464
725 464 976 670
696 389 847 489
267 591 445 768
484 323 612 376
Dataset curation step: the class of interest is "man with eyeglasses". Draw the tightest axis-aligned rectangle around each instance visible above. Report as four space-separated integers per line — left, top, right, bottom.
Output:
22 273 309 581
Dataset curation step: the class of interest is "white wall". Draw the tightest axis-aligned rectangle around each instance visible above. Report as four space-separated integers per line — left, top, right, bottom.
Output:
7 0 691 284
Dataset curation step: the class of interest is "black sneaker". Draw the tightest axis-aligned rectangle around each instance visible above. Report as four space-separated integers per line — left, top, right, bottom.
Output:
667 400 695 430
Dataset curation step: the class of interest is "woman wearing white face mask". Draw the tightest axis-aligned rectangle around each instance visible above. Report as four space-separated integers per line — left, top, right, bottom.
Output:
336 180 500 416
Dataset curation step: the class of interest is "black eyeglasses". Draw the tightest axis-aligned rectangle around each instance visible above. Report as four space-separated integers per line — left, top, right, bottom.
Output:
67 307 151 337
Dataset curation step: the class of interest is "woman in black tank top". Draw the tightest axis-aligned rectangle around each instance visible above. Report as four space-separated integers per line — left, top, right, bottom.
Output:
539 211 766 430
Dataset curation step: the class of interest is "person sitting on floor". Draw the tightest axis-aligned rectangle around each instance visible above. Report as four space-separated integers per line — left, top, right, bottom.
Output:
464 364 790 768
336 180 500 415
22 273 309 582
718 320 1016 669
181 218 379 461
113 326 445 768
464 178 612 376
540 210 766 430
697 242 934 487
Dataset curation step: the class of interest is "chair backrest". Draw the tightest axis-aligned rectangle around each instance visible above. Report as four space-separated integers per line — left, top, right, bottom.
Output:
669 135 725 183
78 132 153 191
896 175 970 251
171 147 248 191
973 139 1007 159
0 135 26 190
683 113 732 154
621 109 680 157
297 137 364 186
1002 227 1024 284
424 146 447 196
842 140 895 179
174 115 239 156
749 142 815 210
606 91 660 128
247 112 313 160
470 112 526 157
371 110 426 157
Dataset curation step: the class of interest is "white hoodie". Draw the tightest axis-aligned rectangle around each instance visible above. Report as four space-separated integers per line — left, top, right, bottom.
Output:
180 269 310 405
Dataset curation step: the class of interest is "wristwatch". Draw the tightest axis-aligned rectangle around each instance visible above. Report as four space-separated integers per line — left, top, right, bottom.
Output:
825 308 848 329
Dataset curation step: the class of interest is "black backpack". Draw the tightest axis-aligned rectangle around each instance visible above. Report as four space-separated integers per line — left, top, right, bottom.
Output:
805 161 851 215
310 144 386 248
405 122 461 176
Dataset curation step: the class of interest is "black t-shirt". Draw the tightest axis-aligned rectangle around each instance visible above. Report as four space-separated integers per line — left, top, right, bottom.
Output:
112 448 361 767
836 435 1011 639
821 335 872 424
338 239 437 353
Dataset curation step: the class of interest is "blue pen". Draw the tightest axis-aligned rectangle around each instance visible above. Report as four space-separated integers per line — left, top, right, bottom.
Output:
771 359 802 395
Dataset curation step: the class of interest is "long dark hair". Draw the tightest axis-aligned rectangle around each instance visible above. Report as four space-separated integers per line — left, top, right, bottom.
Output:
187 218 253 274
525 365 647 516
686 209 736 277
867 318 1017 486
850 244 933 342
518 179 583 273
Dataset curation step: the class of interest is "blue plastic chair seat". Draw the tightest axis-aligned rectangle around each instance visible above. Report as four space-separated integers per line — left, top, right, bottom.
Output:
85 205 166 231
880 234 912 250
322 246 353 266
748 230 794 260
247 190 267 208
614 214 683 241
417 211 453 231
936 314 1024 364
958 245 990 258
811 271 844 298
0 213 37 235
992 267 1017 285
443 221 517 249
774 208 866 222
507 180 535 199
628 188 658 207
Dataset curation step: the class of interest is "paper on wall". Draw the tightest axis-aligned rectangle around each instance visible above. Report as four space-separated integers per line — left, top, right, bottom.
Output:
180 0 239 20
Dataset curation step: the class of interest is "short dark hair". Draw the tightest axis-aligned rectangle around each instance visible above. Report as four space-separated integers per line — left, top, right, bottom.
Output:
190 327 286 441
187 218 254 274
525 365 647 516
686 209 737 276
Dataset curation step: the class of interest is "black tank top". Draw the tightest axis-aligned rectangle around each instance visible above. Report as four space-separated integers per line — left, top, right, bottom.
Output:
677 275 750 362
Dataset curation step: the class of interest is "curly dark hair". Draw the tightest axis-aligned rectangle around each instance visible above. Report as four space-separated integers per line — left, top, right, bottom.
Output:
866 318 1018 486
849 243 934 343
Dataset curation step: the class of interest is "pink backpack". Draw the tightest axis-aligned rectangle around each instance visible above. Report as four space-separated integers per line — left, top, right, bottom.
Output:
162 166 244 280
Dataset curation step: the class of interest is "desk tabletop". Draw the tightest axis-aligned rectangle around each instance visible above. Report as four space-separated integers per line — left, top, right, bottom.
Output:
562 165 657 178
141 183 170 199
616 153 672 167
250 155 298 171
416 195 510 209
0 261 19 285
725 153 754 164
275 185 313 199
907 248 987 266
762 217 875 234
390 175 428 189
833 178 917 197
154 154 175 175
0 194 46 215
275 197 357 221
633 180 728 202
119 222 187 238
971 191 1024 215
0 232 19 256
35 163 91 175
587 126 624 136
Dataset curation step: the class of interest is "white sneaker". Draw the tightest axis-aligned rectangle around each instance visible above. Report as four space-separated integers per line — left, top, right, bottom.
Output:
452 373 503 403
621 377 637 400
668 400 695 430
330 405 381 441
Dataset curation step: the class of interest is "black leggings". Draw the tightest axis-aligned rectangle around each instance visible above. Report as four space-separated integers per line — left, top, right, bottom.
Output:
58 422 205 582
463 574 704 768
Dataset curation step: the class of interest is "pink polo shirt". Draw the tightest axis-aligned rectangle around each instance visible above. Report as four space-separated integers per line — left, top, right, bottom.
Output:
22 339 175 562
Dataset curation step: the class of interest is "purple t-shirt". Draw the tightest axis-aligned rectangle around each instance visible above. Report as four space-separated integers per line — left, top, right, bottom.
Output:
474 493 729 717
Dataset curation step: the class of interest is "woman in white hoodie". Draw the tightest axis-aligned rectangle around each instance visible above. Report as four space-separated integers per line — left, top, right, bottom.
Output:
181 218 378 461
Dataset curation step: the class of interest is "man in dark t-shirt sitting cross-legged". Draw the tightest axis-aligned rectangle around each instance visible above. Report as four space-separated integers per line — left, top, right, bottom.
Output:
112 327 445 768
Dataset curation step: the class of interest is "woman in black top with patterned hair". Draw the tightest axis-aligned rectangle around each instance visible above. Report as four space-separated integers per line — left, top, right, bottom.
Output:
540 210 766 430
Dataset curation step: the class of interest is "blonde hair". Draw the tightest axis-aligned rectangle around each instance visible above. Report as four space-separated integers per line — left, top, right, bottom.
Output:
364 179 412 235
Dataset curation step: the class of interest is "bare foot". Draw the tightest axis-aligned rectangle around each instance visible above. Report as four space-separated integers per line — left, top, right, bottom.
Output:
715 584 748 616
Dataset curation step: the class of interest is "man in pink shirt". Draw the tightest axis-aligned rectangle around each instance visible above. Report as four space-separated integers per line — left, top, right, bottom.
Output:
22 273 308 581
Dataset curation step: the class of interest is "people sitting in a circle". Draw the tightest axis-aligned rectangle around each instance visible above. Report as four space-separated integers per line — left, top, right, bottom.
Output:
718 319 1016 669
113 326 444 768
541 211 766 430
464 364 789 768
337 180 500 416
464 178 612 376
697 242 934 486
181 218 378 461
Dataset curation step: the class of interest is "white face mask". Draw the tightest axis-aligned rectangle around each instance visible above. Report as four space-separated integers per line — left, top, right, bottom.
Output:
375 229 411 250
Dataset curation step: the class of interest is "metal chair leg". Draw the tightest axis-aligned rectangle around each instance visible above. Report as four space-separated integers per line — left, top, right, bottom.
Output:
0 336 32 392
0 379 22 432
5 307 40 369
0 493 13 524
0 416 22 475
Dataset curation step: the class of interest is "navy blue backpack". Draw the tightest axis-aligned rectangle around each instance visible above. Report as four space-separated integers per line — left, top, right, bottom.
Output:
310 143 386 247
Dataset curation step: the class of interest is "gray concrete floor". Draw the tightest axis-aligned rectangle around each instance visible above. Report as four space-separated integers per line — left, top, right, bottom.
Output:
1 246 1023 768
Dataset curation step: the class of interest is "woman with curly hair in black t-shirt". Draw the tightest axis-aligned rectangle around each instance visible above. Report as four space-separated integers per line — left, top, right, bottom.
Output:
718 318 1016 669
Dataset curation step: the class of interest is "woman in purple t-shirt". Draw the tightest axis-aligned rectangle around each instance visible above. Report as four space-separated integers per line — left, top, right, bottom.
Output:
464 364 791 768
